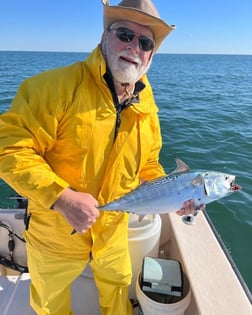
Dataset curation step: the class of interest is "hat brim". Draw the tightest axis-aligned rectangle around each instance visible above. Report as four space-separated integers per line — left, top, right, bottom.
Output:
104 6 175 51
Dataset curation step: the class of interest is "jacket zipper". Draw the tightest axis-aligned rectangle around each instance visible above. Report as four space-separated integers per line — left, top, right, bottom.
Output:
114 104 122 140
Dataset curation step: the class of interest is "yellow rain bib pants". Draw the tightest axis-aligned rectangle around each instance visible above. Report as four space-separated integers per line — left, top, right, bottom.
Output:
26 219 132 315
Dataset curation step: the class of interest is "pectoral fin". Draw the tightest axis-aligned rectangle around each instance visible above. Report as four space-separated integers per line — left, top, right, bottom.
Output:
191 174 204 186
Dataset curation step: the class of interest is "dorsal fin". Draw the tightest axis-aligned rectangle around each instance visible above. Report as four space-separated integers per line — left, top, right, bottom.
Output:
101 0 110 5
170 157 190 175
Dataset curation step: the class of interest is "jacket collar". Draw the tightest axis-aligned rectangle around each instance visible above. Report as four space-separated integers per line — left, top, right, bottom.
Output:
84 45 159 114
103 67 145 108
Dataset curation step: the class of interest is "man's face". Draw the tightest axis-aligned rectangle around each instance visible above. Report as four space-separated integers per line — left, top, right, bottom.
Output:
103 21 154 85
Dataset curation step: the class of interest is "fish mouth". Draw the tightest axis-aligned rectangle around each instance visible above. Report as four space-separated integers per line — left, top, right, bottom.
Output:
230 180 241 191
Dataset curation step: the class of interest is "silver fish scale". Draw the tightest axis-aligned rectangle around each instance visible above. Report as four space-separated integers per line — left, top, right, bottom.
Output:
100 172 198 212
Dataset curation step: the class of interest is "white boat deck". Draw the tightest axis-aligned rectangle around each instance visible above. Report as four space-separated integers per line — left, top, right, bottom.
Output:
166 212 252 315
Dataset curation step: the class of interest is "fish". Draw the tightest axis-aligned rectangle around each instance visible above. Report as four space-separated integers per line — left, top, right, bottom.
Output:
71 158 241 234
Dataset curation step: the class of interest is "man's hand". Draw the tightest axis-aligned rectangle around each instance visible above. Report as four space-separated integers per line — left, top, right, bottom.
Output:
53 188 100 233
176 199 205 216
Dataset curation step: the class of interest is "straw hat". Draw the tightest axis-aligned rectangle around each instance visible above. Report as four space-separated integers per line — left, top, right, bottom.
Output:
101 0 175 52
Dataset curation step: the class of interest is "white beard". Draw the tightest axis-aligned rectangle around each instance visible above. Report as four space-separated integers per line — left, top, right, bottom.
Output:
111 60 140 84
108 51 149 84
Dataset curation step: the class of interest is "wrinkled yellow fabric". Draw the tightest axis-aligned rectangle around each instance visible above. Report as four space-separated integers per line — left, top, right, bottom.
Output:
27 240 132 315
27 243 83 315
0 45 165 315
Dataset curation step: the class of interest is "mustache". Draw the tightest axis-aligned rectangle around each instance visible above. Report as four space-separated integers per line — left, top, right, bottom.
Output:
119 51 141 65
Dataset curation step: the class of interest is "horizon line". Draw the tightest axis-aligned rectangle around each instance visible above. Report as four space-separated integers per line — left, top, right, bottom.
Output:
0 50 252 56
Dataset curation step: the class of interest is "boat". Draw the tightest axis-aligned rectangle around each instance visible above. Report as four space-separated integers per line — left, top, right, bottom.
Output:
0 196 251 315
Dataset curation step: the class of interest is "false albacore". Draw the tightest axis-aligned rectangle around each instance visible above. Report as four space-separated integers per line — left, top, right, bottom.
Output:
98 158 241 213
71 158 241 234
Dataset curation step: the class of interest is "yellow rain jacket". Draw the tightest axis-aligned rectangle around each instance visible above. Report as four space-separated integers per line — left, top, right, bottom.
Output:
0 46 165 260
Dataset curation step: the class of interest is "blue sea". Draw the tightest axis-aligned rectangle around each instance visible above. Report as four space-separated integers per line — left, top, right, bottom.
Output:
0 51 251 293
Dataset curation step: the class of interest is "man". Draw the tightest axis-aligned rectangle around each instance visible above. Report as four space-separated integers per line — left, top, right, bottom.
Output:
0 1 198 314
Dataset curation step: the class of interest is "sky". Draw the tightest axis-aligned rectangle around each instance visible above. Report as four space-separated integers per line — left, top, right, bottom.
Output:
1 0 252 55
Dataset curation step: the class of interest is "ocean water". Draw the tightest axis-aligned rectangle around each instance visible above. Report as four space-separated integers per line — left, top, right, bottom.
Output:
0 51 251 293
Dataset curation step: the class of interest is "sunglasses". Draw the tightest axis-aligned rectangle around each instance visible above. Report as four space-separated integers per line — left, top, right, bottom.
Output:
108 27 155 52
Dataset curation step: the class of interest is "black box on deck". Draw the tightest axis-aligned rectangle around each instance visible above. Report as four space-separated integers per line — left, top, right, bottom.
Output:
140 257 183 303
